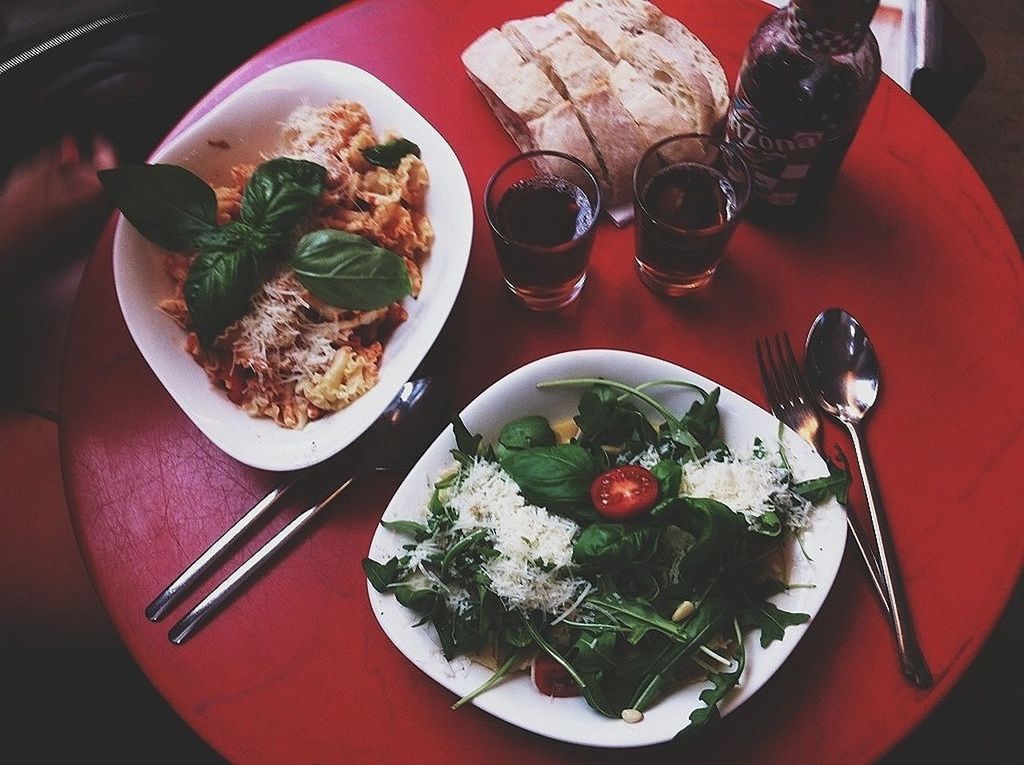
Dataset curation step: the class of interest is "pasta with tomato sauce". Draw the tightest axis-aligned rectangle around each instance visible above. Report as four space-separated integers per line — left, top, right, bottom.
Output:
158 101 434 429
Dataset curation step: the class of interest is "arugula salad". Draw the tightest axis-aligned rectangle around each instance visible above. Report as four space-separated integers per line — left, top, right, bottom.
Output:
364 377 848 735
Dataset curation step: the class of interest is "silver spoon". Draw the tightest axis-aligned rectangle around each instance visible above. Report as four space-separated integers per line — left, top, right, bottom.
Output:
162 376 449 644
805 308 932 688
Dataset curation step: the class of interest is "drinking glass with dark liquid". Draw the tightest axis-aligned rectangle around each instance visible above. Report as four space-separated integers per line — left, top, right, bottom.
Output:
633 134 751 296
485 150 601 311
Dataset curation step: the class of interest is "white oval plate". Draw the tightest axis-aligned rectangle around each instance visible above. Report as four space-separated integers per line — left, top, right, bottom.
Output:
113 60 473 471
368 349 846 747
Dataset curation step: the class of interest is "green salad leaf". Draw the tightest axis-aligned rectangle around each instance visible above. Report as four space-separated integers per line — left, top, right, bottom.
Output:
678 619 746 735
497 416 556 454
362 557 403 593
364 377 839 737
499 444 598 508
573 524 660 569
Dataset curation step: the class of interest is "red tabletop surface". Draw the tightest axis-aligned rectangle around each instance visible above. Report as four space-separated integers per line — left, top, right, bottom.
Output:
60 1 1024 762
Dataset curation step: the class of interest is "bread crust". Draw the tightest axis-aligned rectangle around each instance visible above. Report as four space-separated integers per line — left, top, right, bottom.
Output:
462 1 731 212
461 28 565 150
618 31 716 135
527 101 602 187
609 60 699 146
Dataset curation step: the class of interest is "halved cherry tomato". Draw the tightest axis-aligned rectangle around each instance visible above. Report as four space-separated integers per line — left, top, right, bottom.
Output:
531 653 581 697
590 465 659 519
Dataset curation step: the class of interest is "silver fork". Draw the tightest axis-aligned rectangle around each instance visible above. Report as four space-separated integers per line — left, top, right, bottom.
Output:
756 333 893 623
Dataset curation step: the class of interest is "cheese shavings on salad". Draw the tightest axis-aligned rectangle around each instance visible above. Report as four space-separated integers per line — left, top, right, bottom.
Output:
364 377 850 735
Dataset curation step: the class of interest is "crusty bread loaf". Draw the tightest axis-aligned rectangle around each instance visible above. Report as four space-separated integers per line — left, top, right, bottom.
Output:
528 100 598 191
557 0 726 132
462 0 730 214
571 86 647 205
501 15 575 63
460 28 564 150
462 26 602 187
503 24 643 205
618 31 716 135
609 60 699 146
655 15 730 122
526 101 602 188
504 17 611 101
554 0 659 61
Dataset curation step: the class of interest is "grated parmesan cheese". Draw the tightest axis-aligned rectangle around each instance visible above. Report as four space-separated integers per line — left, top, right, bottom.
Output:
232 272 342 387
443 460 590 614
680 450 812 530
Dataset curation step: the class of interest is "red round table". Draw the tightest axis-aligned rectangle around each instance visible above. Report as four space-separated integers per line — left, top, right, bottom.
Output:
61 1 1024 762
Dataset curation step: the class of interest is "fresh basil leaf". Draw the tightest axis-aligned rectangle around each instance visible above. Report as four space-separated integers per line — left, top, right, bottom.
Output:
193 220 267 253
651 460 682 498
500 444 598 508
394 586 439 613
99 164 218 251
241 157 326 234
362 557 403 593
183 246 260 344
290 230 412 310
361 138 421 169
573 524 661 569
499 416 556 452
380 519 432 542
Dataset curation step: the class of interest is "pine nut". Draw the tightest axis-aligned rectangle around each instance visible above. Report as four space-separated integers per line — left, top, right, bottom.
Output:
621 708 644 724
671 600 695 623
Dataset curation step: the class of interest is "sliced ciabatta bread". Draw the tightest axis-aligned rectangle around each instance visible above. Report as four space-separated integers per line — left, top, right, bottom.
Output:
618 31 716 135
527 101 602 192
461 28 565 150
655 15 730 123
501 15 575 63
568 86 647 206
609 60 699 146
554 0 657 61
505 28 641 206
528 31 614 101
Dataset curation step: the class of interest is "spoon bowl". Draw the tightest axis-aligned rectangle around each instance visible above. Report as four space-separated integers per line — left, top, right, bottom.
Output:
804 308 932 688
364 376 451 472
805 308 880 422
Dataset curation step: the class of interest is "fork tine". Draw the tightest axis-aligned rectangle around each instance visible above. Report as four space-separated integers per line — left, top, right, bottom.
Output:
782 331 813 401
755 338 785 418
772 333 800 405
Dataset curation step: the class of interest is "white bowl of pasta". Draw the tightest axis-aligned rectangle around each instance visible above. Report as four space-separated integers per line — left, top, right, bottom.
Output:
111 60 472 471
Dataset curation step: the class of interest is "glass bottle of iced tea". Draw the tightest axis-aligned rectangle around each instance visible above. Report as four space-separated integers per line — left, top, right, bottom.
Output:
725 0 881 224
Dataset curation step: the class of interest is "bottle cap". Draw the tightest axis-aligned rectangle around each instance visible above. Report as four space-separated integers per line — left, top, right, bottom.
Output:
787 0 879 54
